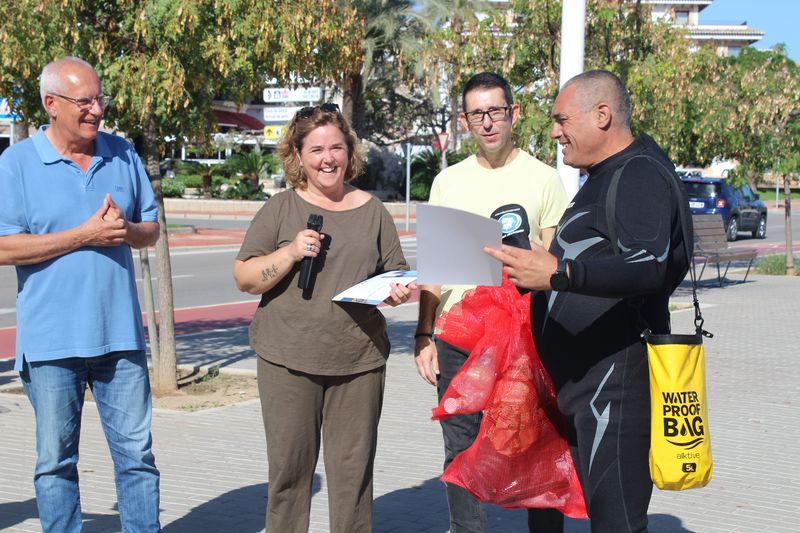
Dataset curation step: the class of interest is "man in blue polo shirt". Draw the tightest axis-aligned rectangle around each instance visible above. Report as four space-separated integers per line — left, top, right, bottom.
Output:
0 56 161 532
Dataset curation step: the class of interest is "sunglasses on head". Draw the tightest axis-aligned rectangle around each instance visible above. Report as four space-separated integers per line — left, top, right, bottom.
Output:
297 103 341 119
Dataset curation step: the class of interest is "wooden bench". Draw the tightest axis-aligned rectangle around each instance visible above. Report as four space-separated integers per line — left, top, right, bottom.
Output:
692 214 758 286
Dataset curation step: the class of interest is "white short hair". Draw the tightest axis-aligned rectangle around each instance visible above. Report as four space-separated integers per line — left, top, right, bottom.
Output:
39 56 97 106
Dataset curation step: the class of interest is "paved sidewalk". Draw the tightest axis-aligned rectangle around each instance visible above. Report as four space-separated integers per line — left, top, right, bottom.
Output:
1 273 799 532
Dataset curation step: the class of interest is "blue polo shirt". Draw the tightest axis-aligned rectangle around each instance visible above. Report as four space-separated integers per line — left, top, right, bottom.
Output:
0 127 158 370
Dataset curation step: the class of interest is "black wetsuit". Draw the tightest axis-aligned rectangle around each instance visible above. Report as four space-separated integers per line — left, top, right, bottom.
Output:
530 134 690 532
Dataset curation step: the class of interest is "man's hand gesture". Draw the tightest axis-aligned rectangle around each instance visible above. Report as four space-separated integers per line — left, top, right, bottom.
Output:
80 194 127 247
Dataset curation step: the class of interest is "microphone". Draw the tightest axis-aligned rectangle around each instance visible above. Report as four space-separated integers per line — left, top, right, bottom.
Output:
298 213 323 291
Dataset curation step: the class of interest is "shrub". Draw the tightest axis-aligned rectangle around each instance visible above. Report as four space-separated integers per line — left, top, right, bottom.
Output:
174 174 204 188
173 160 205 175
755 254 800 276
221 178 269 201
410 149 470 200
355 144 404 193
162 180 186 198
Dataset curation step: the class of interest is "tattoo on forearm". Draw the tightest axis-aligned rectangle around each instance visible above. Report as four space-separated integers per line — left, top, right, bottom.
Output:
261 265 279 281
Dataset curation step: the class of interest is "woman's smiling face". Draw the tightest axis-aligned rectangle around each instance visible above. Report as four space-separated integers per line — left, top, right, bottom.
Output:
296 124 349 194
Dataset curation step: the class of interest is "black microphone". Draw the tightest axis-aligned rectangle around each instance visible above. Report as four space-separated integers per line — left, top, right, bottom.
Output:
298 213 323 291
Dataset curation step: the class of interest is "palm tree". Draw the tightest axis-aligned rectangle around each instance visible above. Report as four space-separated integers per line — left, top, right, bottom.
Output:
225 151 273 189
342 0 431 138
223 151 278 200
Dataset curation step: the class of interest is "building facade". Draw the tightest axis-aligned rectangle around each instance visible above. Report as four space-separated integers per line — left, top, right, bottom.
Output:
643 0 764 57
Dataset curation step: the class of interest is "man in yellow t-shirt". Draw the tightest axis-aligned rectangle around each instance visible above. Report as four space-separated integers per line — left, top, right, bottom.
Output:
413 72 567 533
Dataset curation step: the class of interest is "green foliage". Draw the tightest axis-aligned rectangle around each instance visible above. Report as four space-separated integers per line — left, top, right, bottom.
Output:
175 174 203 188
718 48 800 184
354 144 404 192
220 179 268 201
173 160 206 176
756 188 800 201
161 179 186 198
0 0 366 156
224 151 275 182
755 254 800 276
410 149 469 200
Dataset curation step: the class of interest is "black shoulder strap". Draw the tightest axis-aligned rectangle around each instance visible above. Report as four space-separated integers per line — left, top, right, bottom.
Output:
604 154 707 335
605 161 627 256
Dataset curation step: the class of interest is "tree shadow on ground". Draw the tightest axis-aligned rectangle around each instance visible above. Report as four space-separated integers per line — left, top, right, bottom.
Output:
386 318 416 357
0 358 18 388
169 325 256 371
162 475 321 533
648 513 697 532
374 477 533 532
0 498 125 532
372 478 694 533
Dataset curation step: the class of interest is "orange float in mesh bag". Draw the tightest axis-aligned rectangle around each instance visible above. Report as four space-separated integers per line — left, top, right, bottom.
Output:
432 278 587 518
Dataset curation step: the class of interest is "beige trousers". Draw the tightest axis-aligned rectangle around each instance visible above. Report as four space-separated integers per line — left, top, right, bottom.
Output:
257 357 385 533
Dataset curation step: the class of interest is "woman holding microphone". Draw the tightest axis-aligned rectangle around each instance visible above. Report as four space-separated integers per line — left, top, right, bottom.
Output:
233 103 412 533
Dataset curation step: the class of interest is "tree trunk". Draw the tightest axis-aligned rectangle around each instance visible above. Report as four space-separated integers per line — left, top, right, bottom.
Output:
342 72 366 139
449 93 459 152
139 248 160 369
784 175 795 276
14 120 30 142
202 169 212 199
141 113 178 393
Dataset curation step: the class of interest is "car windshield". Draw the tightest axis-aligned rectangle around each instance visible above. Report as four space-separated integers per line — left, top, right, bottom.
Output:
683 182 720 197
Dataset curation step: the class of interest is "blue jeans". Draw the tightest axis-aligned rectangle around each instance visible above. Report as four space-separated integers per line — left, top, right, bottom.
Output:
20 350 161 533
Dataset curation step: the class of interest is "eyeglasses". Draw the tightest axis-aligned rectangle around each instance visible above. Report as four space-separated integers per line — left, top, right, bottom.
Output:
297 103 341 119
49 92 112 110
464 106 512 125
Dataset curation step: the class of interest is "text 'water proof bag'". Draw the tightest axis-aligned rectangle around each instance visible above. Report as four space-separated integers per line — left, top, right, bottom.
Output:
606 154 713 491
644 330 712 490
432 278 587 518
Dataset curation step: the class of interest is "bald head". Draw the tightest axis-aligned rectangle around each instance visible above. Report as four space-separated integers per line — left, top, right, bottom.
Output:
562 70 632 131
40 56 99 107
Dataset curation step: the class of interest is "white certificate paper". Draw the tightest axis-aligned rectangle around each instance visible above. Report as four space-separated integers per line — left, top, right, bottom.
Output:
416 204 502 286
332 270 418 305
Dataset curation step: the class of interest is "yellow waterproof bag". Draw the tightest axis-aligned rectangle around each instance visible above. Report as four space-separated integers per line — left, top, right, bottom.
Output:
606 154 713 491
644 329 712 490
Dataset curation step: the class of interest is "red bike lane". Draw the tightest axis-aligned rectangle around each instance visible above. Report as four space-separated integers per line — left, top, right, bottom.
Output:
0 300 260 361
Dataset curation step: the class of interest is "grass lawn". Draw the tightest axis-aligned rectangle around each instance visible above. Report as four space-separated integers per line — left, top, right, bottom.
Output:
757 188 800 201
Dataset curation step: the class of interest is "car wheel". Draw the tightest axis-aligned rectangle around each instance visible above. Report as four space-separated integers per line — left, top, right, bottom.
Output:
753 215 767 239
726 216 739 242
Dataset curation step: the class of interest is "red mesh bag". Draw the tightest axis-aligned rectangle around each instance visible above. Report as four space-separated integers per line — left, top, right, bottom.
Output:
432 278 587 518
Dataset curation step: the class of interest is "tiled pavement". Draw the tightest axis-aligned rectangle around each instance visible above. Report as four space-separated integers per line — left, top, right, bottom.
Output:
1 273 798 532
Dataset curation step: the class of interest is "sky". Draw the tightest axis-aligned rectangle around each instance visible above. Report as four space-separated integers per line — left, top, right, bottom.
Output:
700 0 799 61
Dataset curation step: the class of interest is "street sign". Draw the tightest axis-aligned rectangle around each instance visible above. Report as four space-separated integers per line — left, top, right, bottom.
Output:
437 132 449 153
263 125 284 141
263 106 304 123
262 87 322 103
0 98 20 120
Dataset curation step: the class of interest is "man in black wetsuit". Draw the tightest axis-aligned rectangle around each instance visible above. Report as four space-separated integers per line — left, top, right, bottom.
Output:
486 69 691 532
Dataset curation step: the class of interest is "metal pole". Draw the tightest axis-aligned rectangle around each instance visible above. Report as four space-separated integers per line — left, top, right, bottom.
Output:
557 0 586 201
405 142 411 232
10 121 15 146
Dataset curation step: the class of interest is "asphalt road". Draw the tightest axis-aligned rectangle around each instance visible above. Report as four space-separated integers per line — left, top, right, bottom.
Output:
0 210 795 331
166 215 418 235
0 237 419 331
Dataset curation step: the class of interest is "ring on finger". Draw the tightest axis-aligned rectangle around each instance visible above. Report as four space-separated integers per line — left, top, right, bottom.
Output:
306 243 313 251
